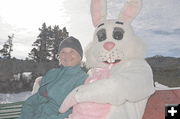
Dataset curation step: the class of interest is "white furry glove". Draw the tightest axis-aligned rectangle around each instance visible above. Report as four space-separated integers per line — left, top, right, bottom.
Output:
31 76 43 94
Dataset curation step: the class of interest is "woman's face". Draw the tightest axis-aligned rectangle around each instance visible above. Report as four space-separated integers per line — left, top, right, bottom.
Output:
59 48 81 67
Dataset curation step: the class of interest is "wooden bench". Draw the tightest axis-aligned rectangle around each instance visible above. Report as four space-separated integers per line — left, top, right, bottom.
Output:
0 76 42 119
0 101 24 119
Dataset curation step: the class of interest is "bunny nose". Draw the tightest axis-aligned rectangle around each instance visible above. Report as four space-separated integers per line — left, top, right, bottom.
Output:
103 42 115 51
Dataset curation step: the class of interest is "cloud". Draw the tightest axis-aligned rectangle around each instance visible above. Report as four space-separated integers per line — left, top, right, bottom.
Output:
0 0 180 59
11 42 32 59
62 0 94 49
166 48 180 57
134 0 180 57
0 16 38 59
0 17 15 42
135 0 180 26
0 0 70 59
147 28 180 36
62 0 180 58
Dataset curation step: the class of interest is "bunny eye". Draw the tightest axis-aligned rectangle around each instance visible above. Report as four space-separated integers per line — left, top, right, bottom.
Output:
113 27 124 40
96 29 106 42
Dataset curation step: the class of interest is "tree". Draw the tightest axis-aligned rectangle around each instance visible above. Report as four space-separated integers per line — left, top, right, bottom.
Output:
28 48 39 61
29 23 69 62
30 23 51 61
51 26 69 61
0 34 14 59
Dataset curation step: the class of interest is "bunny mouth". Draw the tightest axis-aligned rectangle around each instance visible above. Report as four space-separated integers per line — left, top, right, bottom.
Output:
103 59 121 64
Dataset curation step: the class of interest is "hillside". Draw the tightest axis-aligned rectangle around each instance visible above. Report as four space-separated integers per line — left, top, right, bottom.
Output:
0 56 179 93
146 56 180 87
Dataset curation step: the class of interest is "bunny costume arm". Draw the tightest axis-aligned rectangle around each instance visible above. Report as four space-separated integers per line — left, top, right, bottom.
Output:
75 59 155 105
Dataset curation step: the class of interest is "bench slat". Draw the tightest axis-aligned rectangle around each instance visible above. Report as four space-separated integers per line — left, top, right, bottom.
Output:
0 101 24 119
0 101 24 107
0 106 22 111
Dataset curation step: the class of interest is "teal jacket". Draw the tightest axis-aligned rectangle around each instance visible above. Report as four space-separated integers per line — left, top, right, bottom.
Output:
19 65 88 119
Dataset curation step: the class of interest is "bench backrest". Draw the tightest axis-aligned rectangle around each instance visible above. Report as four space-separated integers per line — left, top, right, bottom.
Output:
0 101 24 119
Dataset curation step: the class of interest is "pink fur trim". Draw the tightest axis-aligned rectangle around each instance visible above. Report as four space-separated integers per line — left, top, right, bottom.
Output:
66 67 112 119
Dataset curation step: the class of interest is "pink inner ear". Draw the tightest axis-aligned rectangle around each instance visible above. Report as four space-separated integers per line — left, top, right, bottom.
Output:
122 5 139 22
119 0 142 23
91 0 101 27
91 0 106 27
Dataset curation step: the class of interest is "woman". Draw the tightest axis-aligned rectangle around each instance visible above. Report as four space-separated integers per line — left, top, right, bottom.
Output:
18 36 88 119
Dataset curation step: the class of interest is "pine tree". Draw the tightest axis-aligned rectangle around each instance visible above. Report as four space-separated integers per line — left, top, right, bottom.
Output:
51 26 69 61
29 23 69 62
0 34 14 59
30 23 51 61
28 48 39 61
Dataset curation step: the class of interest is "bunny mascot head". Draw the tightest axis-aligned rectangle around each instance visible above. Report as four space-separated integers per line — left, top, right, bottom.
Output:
59 0 155 119
86 0 145 68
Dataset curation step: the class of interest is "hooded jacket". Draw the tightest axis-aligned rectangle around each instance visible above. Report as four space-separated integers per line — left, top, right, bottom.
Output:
19 65 88 119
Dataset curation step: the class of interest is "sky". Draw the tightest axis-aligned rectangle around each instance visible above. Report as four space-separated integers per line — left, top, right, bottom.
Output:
0 0 180 59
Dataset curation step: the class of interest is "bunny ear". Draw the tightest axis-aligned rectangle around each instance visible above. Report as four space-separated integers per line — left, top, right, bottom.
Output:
119 0 142 23
91 0 107 27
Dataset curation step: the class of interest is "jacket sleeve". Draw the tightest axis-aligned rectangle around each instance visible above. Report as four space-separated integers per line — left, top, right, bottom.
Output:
74 71 89 87
19 93 48 119
40 69 56 85
31 69 56 94
75 60 155 105
38 111 72 119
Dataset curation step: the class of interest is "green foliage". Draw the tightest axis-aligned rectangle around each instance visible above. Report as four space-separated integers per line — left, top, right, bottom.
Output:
29 23 69 62
80 61 90 73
